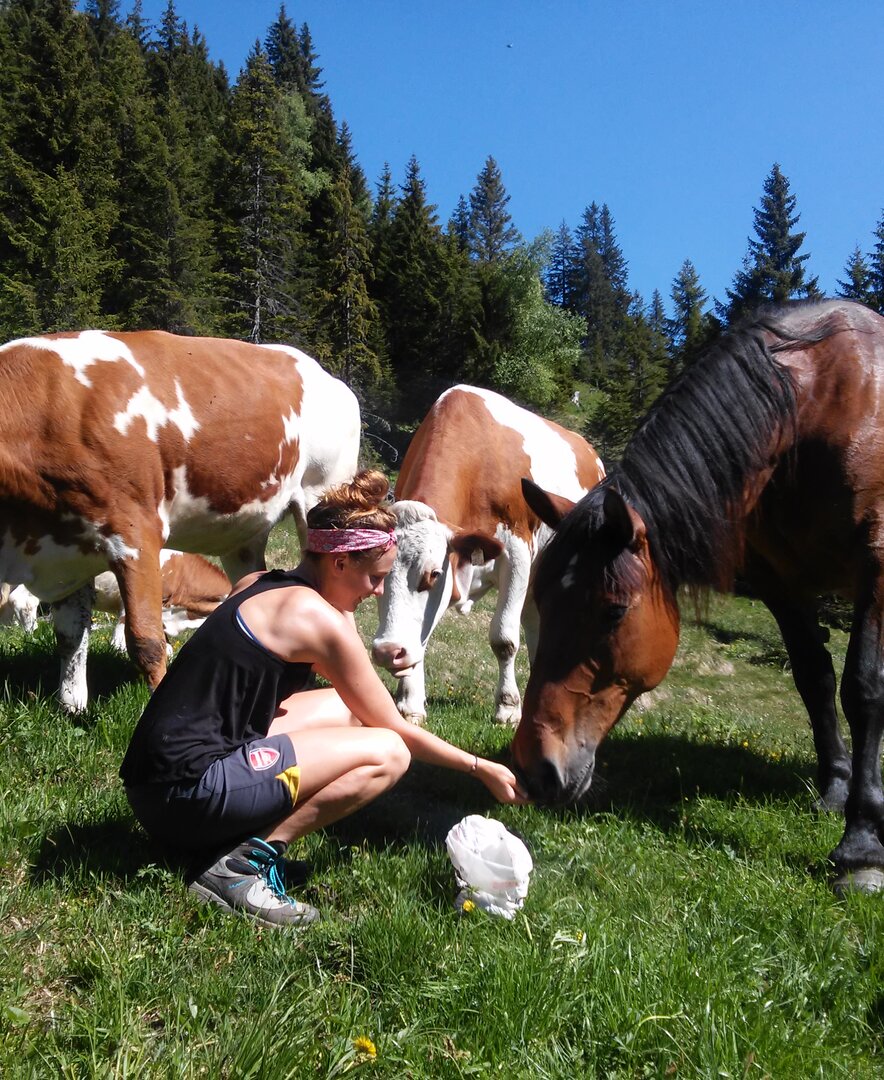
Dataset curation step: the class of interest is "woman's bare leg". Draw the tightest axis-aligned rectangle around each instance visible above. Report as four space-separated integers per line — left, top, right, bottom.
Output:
263 725 410 846
271 686 361 733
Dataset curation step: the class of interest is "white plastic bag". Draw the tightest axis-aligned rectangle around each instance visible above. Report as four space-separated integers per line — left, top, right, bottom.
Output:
445 814 533 919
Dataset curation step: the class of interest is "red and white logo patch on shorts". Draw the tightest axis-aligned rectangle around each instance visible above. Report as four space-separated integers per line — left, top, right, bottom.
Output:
248 746 281 771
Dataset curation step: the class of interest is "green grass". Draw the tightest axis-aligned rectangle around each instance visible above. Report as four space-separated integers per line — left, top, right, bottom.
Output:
2 526 884 1077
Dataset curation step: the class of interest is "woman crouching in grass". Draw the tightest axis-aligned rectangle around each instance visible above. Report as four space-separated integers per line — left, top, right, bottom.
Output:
120 470 528 929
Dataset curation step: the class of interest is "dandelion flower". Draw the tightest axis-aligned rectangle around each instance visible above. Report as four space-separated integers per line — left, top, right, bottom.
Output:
353 1036 377 1057
461 898 476 913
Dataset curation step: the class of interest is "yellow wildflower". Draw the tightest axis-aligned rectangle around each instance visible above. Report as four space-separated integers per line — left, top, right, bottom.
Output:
461 898 476 913
353 1036 377 1057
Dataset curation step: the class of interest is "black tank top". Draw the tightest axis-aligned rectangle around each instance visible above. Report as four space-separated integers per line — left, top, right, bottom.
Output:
120 570 315 786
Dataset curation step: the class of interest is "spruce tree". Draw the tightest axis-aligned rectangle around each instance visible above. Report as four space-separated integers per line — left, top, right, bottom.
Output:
140 5 228 332
588 293 666 459
0 0 115 335
219 42 303 342
867 212 884 314
571 202 631 384
544 220 577 309
721 163 820 323
448 195 471 253
87 6 177 329
837 246 874 306
312 128 381 391
266 5 301 88
669 258 717 378
467 155 520 262
384 155 448 412
369 163 397 290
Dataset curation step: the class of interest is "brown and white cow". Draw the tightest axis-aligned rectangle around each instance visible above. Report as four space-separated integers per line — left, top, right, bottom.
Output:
95 549 231 651
0 330 359 709
371 385 605 725
2 550 230 652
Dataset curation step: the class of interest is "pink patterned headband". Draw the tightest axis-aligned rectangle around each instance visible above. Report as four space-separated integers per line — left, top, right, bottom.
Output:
306 528 397 554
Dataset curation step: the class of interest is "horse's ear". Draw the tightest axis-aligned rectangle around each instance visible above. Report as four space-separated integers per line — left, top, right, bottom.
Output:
521 478 576 530
602 487 644 552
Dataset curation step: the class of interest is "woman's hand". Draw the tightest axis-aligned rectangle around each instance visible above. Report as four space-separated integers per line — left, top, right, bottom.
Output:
475 758 532 804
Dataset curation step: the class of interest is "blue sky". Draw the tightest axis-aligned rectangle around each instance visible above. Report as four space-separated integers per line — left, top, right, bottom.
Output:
130 1 884 312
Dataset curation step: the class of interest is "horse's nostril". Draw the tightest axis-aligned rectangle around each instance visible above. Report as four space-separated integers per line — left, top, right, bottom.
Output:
516 756 565 805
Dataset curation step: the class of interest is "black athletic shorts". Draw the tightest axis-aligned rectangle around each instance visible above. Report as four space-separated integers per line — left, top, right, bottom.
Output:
125 733 301 854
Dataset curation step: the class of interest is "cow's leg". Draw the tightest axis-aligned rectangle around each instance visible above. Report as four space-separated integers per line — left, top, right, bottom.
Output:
52 584 95 712
289 495 308 552
521 590 540 666
394 663 428 726
489 540 530 726
830 565 884 893
749 567 851 812
220 529 270 588
112 540 168 692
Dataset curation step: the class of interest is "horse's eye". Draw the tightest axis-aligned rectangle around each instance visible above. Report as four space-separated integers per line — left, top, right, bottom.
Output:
603 603 629 628
429 569 441 584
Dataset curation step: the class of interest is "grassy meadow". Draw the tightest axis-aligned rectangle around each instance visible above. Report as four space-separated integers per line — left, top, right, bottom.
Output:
2 519 884 1077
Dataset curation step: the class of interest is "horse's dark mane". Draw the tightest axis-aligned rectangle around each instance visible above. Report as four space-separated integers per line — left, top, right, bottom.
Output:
585 301 852 595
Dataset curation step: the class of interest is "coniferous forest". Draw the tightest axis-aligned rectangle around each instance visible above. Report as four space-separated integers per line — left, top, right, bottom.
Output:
3 0 884 460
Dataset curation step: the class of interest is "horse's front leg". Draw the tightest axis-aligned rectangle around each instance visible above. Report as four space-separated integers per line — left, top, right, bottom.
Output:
831 581 884 892
753 581 851 811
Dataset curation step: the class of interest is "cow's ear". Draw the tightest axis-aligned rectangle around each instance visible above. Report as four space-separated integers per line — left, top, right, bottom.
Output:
601 487 645 552
521 478 576 530
449 531 503 567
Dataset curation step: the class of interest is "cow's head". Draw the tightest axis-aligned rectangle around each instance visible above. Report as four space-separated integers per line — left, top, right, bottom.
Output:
371 500 503 676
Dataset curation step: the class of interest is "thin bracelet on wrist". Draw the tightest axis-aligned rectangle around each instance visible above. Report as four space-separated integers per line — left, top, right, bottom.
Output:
469 753 478 773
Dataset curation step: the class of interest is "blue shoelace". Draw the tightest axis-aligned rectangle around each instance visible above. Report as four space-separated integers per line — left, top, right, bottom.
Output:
250 846 298 908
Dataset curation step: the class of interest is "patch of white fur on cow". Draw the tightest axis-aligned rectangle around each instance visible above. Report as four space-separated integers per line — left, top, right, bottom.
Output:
113 379 199 442
0 331 145 388
71 515 140 565
0 532 106 603
0 583 40 631
157 465 275 556
446 385 587 499
378 503 456 664
258 344 361 509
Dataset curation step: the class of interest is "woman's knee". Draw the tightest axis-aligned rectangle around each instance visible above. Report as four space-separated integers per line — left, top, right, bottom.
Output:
373 728 411 780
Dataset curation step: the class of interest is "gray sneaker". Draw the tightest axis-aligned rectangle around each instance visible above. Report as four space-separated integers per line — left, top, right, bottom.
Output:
189 837 320 928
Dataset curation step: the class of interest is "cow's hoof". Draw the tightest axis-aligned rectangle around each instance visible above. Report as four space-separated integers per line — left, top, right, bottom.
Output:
400 712 426 727
832 867 884 896
493 706 521 727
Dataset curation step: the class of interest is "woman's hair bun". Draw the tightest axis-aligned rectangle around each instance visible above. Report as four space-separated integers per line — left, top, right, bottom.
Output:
307 469 396 534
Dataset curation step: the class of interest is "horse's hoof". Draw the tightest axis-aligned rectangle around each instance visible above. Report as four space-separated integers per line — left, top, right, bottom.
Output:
813 780 849 815
813 794 848 815
832 867 884 896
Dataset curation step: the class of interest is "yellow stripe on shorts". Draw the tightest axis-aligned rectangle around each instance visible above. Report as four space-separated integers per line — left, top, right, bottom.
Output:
275 764 301 805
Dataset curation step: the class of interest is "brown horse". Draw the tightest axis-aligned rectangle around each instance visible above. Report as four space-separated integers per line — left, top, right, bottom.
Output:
514 299 884 892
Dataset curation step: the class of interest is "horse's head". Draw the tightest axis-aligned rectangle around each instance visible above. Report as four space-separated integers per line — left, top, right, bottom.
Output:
513 479 680 805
